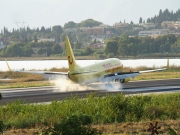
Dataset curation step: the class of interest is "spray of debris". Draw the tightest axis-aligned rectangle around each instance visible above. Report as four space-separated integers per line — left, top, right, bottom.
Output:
50 76 122 92
50 76 94 92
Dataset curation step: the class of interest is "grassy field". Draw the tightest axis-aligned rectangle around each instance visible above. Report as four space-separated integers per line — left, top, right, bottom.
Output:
0 72 51 89
124 65 180 81
0 66 180 134
0 93 180 134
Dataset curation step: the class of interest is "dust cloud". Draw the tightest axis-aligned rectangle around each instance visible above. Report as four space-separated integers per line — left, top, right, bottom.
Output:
50 77 94 92
50 77 122 92
91 82 122 91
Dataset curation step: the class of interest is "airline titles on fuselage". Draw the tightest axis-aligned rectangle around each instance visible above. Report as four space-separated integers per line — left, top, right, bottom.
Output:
102 63 121 73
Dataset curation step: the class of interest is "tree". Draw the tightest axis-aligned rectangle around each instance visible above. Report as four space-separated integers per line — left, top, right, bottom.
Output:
118 34 129 56
52 25 63 43
139 17 142 24
38 48 47 55
40 26 46 33
74 42 82 49
77 32 91 43
84 47 93 55
52 43 63 54
171 36 180 53
5 43 23 57
52 25 63 35
22 45 34 56
64 21 76 29
34 35 38 42
77 19 102 28
104 40 118 56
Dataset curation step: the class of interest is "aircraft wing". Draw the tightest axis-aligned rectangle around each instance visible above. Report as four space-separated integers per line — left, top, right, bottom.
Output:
12 70 68 75
5 60 68 79
102 68 166 82
7 70 68 79
139 68 167 73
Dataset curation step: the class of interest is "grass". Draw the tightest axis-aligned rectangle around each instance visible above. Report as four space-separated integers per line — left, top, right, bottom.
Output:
0 66 179 134
0 93 180 134
123 65 180 81
0 72 51 89
0 81 51 89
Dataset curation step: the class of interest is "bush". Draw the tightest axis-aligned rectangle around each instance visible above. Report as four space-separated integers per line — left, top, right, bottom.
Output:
0 121 4 134
41 114 102 135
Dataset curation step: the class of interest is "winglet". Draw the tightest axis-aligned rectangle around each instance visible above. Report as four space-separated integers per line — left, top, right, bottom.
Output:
65 36 80 71
5 60 12 72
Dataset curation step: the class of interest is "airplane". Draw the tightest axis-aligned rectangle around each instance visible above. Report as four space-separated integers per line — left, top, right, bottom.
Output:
5 36 166 86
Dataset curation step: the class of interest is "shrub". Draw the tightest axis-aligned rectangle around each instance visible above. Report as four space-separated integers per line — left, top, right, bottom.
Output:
0 121 4 134
41 114 102 135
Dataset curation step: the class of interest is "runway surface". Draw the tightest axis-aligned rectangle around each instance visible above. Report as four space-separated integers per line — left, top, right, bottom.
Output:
0 78 180 104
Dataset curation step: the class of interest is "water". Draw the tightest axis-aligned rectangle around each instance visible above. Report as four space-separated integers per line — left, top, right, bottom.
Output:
0 59 179 71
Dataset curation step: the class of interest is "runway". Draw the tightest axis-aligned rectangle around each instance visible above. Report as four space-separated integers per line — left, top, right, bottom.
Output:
0 78 180 104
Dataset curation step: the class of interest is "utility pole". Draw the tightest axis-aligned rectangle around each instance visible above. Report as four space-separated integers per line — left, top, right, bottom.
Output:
14 21 26 30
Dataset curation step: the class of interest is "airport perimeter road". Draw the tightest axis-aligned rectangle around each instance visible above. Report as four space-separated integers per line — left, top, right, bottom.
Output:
0 78 180 104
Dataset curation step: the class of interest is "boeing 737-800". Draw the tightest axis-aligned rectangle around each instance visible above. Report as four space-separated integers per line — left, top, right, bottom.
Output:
5 36 166 85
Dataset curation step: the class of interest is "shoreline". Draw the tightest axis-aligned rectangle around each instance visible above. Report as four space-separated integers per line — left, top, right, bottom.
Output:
0 56 180 61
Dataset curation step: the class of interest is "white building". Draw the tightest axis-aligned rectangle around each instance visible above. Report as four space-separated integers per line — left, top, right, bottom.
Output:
38 38 55 43
114 22 129 28
138 29 169 36
161 21 180 29
0 42 5 50
139 23 155 29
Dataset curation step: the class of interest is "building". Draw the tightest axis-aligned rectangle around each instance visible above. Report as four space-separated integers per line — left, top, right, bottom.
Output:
85 27 105 35
90 43 104 49
60 42 65 48
132 27 143 31
38 38 55 43
0 37 5 50
138 29 169 36
114 22 129 28
174 21 180 29
0 42 6 50
139 23 155 29
161 21 180 29
64 28 77 34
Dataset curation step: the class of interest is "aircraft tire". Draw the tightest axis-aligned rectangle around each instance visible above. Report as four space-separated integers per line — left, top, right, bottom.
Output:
119 79 125 83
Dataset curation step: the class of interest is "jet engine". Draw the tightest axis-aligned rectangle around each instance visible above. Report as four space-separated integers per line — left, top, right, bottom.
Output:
116 78 130 83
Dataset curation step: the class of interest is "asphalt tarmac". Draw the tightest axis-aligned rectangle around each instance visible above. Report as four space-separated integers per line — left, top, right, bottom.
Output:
0 78 180 104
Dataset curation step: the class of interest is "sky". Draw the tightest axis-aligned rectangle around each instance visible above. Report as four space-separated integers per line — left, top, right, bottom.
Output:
0 0 179 31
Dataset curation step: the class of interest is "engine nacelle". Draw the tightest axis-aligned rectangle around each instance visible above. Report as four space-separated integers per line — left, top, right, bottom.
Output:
118 78 130 83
